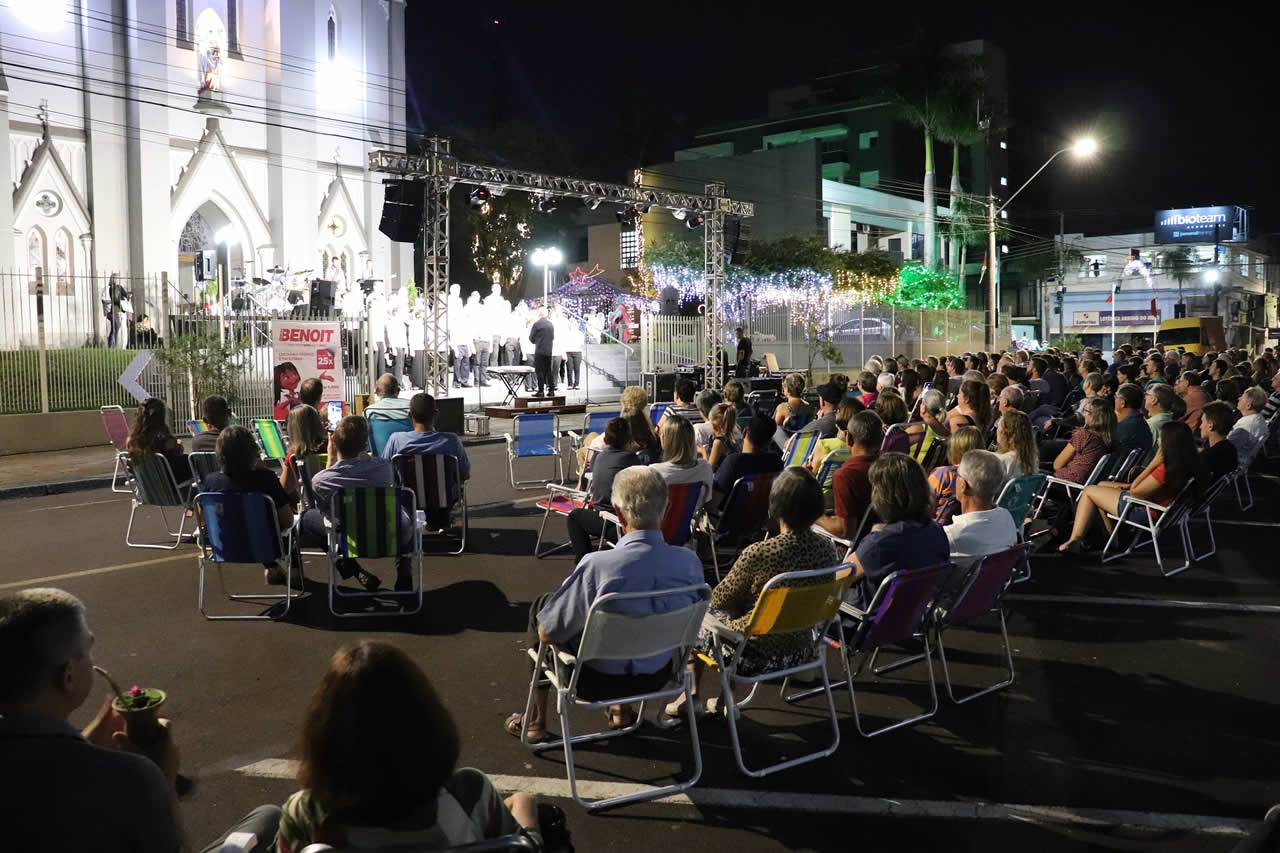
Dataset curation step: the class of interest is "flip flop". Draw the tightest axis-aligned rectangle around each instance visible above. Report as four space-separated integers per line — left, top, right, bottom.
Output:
504 712 552 744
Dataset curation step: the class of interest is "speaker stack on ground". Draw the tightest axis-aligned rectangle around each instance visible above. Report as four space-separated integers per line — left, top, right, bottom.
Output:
641 371 677 403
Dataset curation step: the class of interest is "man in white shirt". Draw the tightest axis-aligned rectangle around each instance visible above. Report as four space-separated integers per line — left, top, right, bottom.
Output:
946 449 1017 574
1229 386 1271 463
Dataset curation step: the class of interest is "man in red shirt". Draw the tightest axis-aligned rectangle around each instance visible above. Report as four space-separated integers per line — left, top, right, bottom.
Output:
816 410 884 539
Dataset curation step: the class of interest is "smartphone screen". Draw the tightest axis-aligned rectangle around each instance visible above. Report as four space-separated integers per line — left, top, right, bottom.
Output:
326 401 343 430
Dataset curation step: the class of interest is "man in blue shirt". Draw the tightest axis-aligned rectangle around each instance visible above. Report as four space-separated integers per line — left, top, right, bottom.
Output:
504 467 705 741
381 393 471 481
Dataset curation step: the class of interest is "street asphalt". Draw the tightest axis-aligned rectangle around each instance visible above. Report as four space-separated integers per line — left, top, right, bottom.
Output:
2 441 1277 852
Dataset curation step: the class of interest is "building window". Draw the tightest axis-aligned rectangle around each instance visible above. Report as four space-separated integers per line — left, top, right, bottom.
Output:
54 229 73 284
999 176 1008 187
1082 254 1107 278
999 141 1007 150
911 233 924 260
887 237 902 254
999 210 1008 220
26 228 46 273
858 169 879 188
226 0 240 55
858 131 879 150
326 9 337 61
619 226 639 268
176 0 192 48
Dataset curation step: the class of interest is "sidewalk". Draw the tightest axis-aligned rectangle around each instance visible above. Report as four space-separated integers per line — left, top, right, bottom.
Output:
0 401 626 498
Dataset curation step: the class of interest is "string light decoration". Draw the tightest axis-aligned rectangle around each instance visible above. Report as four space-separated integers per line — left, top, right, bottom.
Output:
889 265 966 309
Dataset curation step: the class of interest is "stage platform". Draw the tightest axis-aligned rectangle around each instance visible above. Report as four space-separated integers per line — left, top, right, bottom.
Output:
483 395 587 419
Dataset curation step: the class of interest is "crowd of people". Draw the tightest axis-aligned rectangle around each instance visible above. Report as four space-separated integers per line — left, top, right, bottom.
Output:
4 338 1278 851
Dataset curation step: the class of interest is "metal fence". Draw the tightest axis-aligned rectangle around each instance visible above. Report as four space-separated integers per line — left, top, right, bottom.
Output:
640 314 705 372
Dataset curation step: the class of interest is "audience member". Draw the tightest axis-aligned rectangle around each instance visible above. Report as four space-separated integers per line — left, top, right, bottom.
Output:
773 373 813 428
297 378 324 409
0 588 279 853
650 416 715 515
1059 421 1200 554
723 380 752 424
945 449 1018 572
1262 368 1280 419
927 425 984 524
996 409 1038 480
1176 370 1210 431
1052 397 1114 484
1143 356 1168 389
874 388 909 428
1229 387 1270 462
1145 383 1175 442
364 374 411 418
381 393 470 528
796 383 843 438
945 380 991 436
846 453 950 609
191 395 231 453
565 418 640 560
807 397 864 475
279 404 329 502
700 403 739 470
278 640 540 852
816 410 883 538
663 380 704 424
853 371 879 408
202 425 295 570
1112 383 1154 467
126 398 191 485
505 467 704 741
1199 401 1239 485
712 414 785 509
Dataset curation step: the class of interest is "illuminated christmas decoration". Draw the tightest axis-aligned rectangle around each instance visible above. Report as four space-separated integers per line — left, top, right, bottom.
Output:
1122 257 1154 288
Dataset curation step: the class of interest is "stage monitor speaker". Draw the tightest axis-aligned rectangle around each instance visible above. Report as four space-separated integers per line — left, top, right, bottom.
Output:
435 396 464 435
745 375 781 396
310 279 336 312
641 371 677 403
378 180 427 243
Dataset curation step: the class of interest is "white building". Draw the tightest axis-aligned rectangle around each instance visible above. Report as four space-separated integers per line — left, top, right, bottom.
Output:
0 0 410 323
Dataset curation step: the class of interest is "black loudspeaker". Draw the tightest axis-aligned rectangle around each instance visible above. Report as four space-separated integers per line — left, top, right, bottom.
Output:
310 279 335 311
725 216 752 265
744 375 781 396
435 396 464 435
642 371 677 403
378 180 426 242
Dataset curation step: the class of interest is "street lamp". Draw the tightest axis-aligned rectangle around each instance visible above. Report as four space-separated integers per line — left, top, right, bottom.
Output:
530 247 562 307
985 136 1097 350
1203 269 1220 284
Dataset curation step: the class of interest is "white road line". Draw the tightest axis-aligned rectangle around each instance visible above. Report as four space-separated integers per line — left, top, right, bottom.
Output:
0 553 191 591
1008 594 1280 614
23 497 126 512
233 759 1253 835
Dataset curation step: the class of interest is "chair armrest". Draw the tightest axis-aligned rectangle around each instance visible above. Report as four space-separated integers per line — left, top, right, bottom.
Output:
598 510 621 526
703 612 744 645
839 601 868 620
504 433 514 448
545 483 588 499
1120 494 1170 512
811 523 853 550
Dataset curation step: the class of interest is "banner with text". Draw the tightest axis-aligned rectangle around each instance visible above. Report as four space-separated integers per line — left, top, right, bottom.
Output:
1074 309 1161 327
270 320 345 420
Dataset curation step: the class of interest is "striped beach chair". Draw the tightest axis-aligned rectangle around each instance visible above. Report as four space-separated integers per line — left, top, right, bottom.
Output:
254 419 287 460
393 452 467 554
123 452 193 550
327 486 423 617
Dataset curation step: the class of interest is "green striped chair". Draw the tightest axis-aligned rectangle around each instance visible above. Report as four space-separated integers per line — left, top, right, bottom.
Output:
124 453 194 550
782 430 821 468
254 419 287 460
326 486 423 617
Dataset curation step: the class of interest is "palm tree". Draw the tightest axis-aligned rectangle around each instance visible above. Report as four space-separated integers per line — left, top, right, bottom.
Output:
1161 246 1196 304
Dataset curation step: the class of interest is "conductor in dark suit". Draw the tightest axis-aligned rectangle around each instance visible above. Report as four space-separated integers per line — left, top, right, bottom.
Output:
529 311 556 396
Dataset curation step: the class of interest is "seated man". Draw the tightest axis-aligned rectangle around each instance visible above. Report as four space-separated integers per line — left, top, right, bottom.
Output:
301 416 414 591
0 588 279 853
298 377 324 409
1199 401 1239 485
944 449 1017 574
565 417 640 561
710 414 784 510
380 392 471 529
190 395 230 453
795 383 843 439
1229 386 1270 463
661 379 705 424
815 410 884 539
363 373 411 418
504 467 705 741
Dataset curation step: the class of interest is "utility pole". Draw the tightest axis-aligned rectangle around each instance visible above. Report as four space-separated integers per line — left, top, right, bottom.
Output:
1057 210 1066 347
980 114 998 351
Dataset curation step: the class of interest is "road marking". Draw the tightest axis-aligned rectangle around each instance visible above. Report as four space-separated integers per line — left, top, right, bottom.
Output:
1008 594 1280 614
0 553 191 591
232 759 1252 835
23 497 126 512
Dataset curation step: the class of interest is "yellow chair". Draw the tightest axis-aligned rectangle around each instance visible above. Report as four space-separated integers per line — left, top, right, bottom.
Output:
704 564 854 777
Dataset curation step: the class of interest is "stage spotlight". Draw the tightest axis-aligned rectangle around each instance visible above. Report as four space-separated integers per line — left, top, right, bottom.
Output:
685 212 705 230
637 203 653 214
616 206 640 226
584 198 602 210
537 196 560 214
469 187 490 210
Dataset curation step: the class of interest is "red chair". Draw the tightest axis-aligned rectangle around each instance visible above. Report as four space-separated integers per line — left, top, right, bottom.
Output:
705 471 778 580
599 482 708 549
101 405 132 493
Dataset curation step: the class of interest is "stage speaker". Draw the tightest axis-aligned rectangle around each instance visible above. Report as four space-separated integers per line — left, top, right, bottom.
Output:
379 180 426 242
435 396 464 434
310 279 335 312
725 216 752 265
641 371 677 403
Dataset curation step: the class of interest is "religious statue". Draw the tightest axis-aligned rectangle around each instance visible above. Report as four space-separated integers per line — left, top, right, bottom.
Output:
199 41 223 92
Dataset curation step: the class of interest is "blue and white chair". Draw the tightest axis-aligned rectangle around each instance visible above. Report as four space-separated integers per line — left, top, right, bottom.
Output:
195 491 299 621
503 413 564 490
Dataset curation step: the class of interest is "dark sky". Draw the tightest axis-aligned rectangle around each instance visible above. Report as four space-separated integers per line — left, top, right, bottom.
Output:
405 1 1279 248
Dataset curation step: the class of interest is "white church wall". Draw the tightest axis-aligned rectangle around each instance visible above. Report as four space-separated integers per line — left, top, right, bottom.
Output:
82 0 132 276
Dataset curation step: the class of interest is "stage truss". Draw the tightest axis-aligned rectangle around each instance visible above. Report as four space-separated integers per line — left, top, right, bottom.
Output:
369 139 754 395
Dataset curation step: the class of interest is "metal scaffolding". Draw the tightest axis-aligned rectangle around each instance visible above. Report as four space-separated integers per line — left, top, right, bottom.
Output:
368 140 754 394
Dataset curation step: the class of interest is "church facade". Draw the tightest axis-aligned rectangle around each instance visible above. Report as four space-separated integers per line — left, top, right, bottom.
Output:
0 0 410 320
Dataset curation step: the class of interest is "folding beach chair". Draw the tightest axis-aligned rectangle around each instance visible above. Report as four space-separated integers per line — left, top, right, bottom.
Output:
705 565 854 777
123 453 194 550
1100 479 1197 577
101 405 132 493
187 419 209 435
649 402 673 426
996 473 1046 583
326 486 424 617
781 430 820 467
253 419 287 461
300 837 538 853
533 484 593 559
504 413 564 490
880 422 927 456
187 452 220 489
366 416 413 456
815 448 851 512
1181 473 1235 563
1030 453 1110 522
393 452 467 554
521 583 711 810
704 471 778 581
788 562 951 737
599 482 707 549
195 491 299 621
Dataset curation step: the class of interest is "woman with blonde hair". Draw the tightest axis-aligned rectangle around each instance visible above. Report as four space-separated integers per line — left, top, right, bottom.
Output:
578 385 658 471
651 415 714 514
772 372 813 429
927 425 985 524
280 403 329 501
996 409 1038 480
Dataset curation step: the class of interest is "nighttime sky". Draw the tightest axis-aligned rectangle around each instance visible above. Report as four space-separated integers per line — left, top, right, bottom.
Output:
405 1 1279 247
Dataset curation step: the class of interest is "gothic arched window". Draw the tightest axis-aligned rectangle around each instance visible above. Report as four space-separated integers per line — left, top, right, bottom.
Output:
55 229 73 284
226 0 240 55
27 228 46 274
326 9 336 61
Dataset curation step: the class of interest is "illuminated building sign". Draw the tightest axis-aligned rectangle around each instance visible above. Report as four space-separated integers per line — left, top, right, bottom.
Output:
1154 206 1237 244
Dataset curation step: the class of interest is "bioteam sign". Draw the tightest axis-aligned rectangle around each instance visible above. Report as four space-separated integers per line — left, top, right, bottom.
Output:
1154 206 1236 244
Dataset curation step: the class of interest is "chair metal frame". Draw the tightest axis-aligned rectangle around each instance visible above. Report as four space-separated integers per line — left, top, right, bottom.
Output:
1100 479 1197 577
1180 473 1236 562
195 491 300 621
1030 453 1111 523
101 405 133 493
325 486 425 617
123 452 194 550
704 472 778 581
521 584 711 810
707 565 854 777
996 473 1046 583
932 545 1026 703
504 413 565 490
533 483 593 558
787 563 951 737
187 451 220 489
289 456 329 563
299 833 538 853
393 452 468 555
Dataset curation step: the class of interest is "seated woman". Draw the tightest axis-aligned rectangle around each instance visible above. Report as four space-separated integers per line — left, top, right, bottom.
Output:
806 397 864 475
852 370 879 408
279 404 329 503
1058 421 1201 554
698 403 739 470
650 416 715 516
927 425 984 525
847 453 951 609
202 425 296 585
662 468 838 721
724 379 753 425
1053 396 1114 484
578 385 652 470
874 388 909 429
996 409 1038 480
772 373 813 430
276 640 542 853
126 398 191 484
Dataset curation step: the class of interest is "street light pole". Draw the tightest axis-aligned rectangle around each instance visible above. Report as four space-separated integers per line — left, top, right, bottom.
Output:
530 246 562 309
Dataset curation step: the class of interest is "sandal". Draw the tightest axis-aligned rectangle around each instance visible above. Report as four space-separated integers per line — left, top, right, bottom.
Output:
504 712 552 744
605 706 638 730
